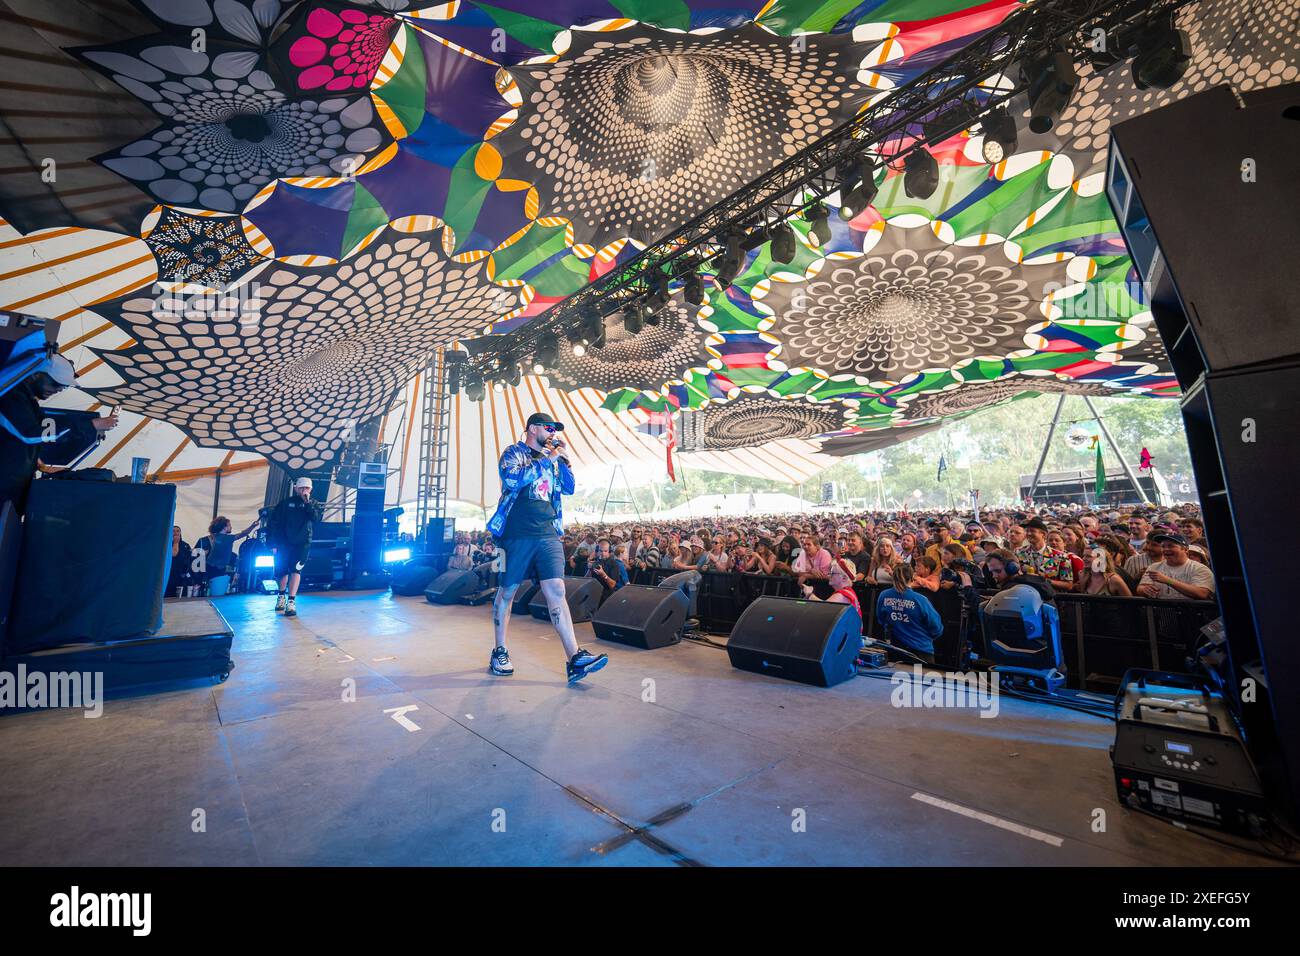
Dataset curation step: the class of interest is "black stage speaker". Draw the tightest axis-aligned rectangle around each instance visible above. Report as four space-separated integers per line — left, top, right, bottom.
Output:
727 597 862 688
657 569 701 617
424 569 480 605
511 579 540 615
390 558 444 596
528 576 602 624
8 480 175 651
591 585 688 650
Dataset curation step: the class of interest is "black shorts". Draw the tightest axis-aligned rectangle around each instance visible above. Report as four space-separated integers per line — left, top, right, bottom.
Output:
275 542 310 578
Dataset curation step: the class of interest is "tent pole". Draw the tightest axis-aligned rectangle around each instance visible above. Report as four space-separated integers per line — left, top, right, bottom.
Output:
1027 394 1067 503
212 467 222 520
1082 396 1150 505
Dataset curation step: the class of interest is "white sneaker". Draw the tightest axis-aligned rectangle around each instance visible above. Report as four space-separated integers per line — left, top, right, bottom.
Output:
275 592 287 613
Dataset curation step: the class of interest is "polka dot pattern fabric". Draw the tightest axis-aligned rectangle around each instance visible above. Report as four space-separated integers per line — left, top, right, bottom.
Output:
495 23 871 247
680 394 849 450
92 233 501 470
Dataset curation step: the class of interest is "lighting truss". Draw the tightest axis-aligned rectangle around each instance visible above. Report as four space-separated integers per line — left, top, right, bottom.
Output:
465 0 1193 382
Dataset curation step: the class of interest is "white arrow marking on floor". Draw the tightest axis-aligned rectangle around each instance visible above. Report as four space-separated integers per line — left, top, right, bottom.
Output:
383 705 421 732
910 792 1063 847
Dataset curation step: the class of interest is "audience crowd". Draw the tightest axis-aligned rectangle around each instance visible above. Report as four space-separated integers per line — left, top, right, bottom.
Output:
453 501 1214 605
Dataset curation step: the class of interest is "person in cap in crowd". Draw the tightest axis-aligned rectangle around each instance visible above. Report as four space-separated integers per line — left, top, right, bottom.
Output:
268 476 324 616
1016 517 1076 591
488 412 607 683
0 353 118 514
985 549 1058 606
1078 544 1132 596
1136 533 1215 601
875 563 943 664
1188 543 1210 566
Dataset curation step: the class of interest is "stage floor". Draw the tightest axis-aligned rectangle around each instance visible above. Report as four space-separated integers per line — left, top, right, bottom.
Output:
0 590 1273 866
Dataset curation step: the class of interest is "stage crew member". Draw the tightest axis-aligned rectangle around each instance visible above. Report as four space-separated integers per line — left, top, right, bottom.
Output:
269 476 323 618
487 413 608 684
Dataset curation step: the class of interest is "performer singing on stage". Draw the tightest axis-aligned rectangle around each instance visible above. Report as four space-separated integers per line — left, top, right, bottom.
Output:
487 412 608 684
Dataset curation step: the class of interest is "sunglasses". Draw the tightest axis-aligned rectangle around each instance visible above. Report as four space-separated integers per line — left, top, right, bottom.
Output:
535 424 557 433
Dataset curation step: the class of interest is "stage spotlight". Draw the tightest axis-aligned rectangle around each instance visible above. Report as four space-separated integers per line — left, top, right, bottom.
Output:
805 203 832 247
979 107 1018 164
839 162 878 220
1132 23 1191 90
903 150 940 199
572 341 586 357
684 270 704 306
623 301 644 335
532 334 559 374
769 221 796 264
383 547 412 564
646 270 671 311
492 378 506 393
1026 50 1078 134
254 554 275 569
923 102 978 145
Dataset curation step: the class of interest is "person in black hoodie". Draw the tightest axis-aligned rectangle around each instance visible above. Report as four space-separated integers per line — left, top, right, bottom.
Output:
268 476 323 617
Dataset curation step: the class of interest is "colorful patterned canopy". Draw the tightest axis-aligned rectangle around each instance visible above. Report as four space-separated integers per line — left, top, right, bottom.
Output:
1 0 1295 490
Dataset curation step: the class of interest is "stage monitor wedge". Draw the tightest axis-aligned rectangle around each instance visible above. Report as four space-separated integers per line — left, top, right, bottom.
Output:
528 577 602 624
727 597 862 688
591 585 688 649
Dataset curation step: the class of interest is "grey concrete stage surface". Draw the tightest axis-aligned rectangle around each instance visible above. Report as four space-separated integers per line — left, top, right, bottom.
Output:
0 591 1270 867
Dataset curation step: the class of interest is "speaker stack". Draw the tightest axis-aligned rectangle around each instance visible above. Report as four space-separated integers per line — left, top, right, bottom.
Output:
528 576 602 624
424 569 481 605
726 597 862 688
591 586 689 650
1109 83 1300 814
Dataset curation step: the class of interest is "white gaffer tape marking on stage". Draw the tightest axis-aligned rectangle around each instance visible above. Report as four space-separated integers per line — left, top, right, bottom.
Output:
465 714 473 720
373 656 396 662
383 705 421 732
910 792 1064 847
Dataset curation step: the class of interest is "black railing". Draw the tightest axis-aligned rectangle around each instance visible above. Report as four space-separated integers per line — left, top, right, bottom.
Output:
626 567 1216 690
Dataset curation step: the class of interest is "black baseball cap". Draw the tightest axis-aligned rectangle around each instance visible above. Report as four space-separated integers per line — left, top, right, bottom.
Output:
525 412 563 430
1150 532 1188 547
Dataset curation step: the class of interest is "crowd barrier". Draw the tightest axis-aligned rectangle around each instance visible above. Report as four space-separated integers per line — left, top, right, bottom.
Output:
626 566 1217 691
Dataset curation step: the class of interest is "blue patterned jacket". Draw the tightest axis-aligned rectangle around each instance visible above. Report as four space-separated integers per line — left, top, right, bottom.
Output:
487 441 574 539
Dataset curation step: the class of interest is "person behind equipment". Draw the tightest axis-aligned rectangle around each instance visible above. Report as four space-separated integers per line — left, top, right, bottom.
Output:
268 476 323 617
486 412 608 684
874 563 943 664
0 353 117 515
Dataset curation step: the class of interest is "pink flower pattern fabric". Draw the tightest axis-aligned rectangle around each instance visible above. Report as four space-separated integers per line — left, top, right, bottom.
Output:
288 7 397 93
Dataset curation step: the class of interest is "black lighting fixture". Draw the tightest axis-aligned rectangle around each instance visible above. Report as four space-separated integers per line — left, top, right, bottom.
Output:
531 333 559 374
1025 49 1078 134
979 106 1018 164
922 100 979 145
903 149 940 199
465 372 485 402
805 202 832 247
1131 18 1191 90
769 220 797 264
712 229 745 288
623 300 644 335
683 269 704 306
646 269 671 311
506 361 522 387
838 160 878 220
